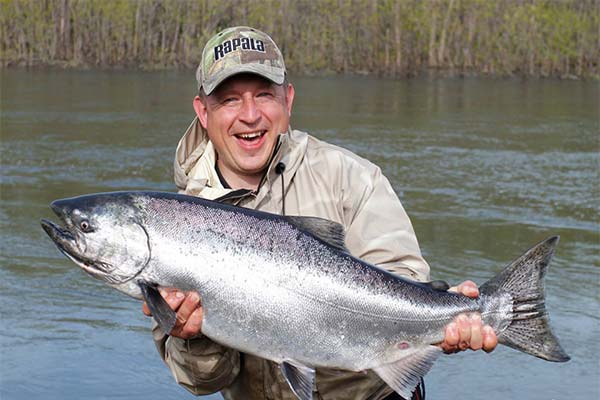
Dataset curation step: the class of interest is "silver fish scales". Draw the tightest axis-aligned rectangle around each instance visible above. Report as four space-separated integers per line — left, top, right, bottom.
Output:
41 191 570 399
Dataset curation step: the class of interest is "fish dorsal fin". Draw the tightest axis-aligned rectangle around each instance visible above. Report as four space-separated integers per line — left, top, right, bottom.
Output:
286 215 347 252
138 281 177 335
372 345 442 399
280 360 315 400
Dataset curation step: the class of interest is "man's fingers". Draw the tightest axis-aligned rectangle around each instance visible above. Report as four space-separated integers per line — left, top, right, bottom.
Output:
163 289 186 311
458 280 479 298
142 289 187 317
468 314 483 351
482 325 498 353
175 292 201 326
441 312 497 354
169 292 203 339
457 314 471 351
178 308 204 339
441 322 459 353
141 289 204 340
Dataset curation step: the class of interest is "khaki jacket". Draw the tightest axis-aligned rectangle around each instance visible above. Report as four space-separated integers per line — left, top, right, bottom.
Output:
154 118 430 399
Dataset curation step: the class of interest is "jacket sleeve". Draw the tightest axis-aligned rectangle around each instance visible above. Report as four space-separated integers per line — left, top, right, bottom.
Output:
343 164 430 282
152 321 240 395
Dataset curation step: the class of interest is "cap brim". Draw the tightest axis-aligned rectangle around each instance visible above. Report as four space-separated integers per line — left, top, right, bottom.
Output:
202 64 285 95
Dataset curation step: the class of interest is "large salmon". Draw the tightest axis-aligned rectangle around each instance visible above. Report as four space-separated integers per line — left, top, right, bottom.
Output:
41 191 569 399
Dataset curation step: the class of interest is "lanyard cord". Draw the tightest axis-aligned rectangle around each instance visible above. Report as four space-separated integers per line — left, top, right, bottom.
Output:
275 161 286 216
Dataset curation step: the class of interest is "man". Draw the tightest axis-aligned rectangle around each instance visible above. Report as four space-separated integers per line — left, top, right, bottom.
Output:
143 26 497 399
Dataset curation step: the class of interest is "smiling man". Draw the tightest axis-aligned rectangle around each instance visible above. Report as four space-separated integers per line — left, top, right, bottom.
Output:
193 72 294 190
144 26 497 400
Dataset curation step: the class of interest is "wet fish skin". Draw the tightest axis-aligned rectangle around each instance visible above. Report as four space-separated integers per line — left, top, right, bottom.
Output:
41 191 570 400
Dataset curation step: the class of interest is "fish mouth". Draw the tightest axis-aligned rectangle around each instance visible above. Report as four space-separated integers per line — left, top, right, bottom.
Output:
40 218 111 278
41 218 74 243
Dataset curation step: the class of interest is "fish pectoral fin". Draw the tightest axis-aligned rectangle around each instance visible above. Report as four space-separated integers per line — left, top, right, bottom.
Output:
138 281 176 335
373 345 442 399
280 360 315 400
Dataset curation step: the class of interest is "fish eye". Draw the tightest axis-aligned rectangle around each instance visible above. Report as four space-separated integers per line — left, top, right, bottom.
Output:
80 220 92 232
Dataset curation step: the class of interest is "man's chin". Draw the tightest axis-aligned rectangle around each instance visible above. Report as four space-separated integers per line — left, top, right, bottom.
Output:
234 148 276 171
237 161 271 176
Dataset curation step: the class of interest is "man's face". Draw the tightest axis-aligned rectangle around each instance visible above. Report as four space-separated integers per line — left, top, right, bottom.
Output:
194 74 294 187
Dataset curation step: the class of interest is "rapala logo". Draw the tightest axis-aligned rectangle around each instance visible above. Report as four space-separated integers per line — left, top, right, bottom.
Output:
214 37 265 61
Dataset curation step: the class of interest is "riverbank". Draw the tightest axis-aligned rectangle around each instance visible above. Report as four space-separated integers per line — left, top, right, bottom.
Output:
1 0 598 79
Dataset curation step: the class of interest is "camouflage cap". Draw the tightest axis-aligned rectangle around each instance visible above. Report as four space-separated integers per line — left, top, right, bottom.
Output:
196 26 286 95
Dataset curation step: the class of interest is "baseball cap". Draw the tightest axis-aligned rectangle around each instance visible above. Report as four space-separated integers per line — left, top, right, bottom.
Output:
196 26 286 95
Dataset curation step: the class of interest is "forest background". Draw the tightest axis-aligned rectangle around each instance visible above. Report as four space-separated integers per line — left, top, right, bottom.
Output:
0 0 598 78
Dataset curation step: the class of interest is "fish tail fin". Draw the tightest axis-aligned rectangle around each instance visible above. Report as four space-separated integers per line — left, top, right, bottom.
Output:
479 236 570 362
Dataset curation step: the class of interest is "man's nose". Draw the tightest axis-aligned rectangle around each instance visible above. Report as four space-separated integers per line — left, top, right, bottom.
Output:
238 97 260 124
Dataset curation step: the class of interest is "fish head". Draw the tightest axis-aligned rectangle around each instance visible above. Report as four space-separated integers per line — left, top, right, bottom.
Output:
41 193 151 293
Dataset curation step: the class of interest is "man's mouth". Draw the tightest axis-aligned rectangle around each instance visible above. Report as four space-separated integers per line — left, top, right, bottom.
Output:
234 130 267 147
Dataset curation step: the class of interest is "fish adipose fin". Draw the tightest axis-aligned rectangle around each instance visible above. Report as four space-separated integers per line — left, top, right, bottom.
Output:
373 345 442 399
479 236 570 362
139 281 177 335
280 360 315 400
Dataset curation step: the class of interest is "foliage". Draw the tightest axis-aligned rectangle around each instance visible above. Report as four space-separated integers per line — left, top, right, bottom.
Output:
0 0 597 78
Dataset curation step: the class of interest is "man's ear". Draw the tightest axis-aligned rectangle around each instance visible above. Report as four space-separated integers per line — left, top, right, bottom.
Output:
193 96 208 129
285 83 295 117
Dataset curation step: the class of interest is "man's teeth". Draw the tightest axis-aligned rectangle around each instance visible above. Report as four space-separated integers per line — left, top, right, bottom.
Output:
237 131 265 139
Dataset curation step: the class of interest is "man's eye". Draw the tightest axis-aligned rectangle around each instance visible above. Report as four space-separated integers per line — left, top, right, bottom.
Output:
222 97 238 104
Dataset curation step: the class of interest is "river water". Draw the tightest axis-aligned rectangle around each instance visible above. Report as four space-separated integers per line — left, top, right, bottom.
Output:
1 69 598 399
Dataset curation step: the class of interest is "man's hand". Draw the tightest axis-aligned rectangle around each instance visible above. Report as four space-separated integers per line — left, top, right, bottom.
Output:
439 280 498 353
142 288 203 339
